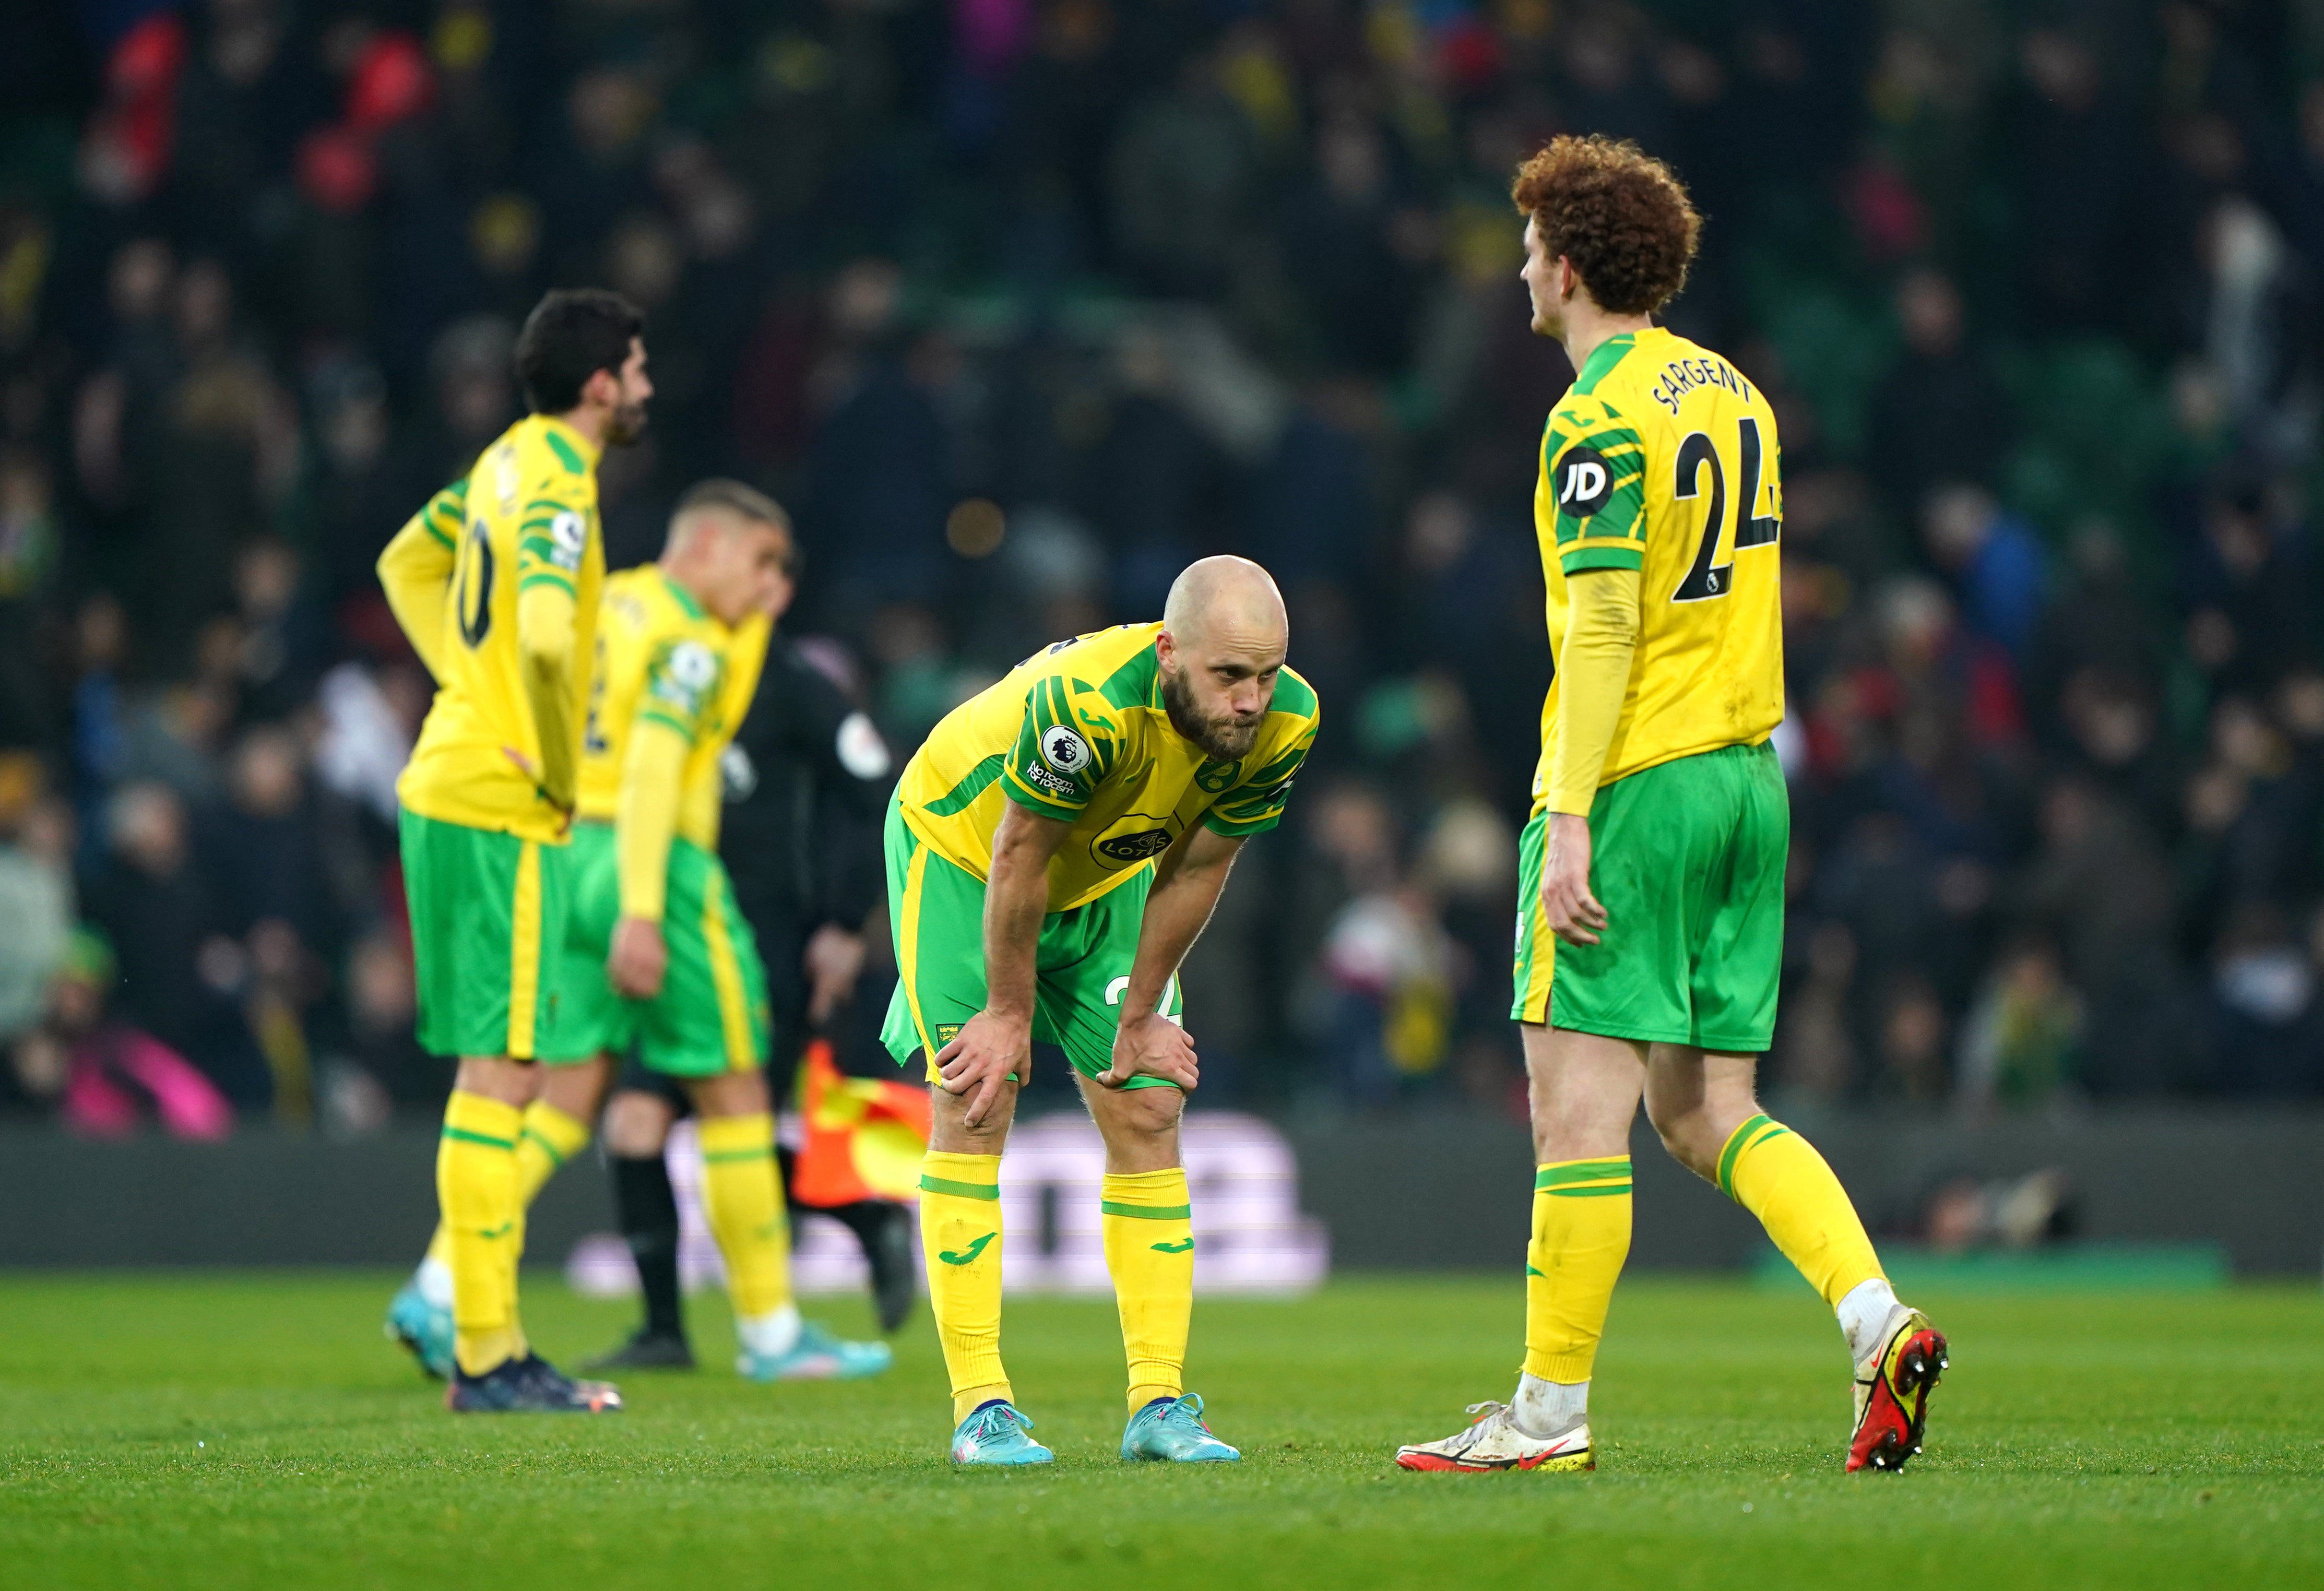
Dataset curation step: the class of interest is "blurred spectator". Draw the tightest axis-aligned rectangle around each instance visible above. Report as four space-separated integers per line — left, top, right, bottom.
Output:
0 774 74 1050
33 928 233 1141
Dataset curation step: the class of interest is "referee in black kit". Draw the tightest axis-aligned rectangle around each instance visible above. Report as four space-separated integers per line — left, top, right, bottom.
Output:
587 510 912 1370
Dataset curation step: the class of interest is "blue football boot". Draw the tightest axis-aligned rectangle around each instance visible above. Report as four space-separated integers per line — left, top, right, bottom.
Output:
1121 1393 1240 1463
384 1279 454 1381
446 1353 622 1414
737 1319 893 1382
950 1400 1054 1466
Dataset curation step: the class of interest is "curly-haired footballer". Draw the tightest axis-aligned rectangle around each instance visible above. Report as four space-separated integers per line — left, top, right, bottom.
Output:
1395 137 1948 1476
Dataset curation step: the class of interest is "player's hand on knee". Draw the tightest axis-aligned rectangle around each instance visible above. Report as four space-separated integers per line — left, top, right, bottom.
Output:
1097 1012 1199 1091
608 916 668 999
1542 812 1607 946
935 1010 1027 1127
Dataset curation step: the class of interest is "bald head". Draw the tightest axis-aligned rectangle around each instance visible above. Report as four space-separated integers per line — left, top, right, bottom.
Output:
1161 555 1287 652
1156 556 1289 763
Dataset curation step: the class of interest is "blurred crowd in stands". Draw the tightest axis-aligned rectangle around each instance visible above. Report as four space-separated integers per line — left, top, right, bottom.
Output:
4 0 2324 1135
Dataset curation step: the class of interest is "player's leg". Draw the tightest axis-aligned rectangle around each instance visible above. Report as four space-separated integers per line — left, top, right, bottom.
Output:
398 811 615 1409
651 842 888 1382
1395 1017 1640 1471
879 802 1044 1461
1042 884 1232 1463
588 1077 694 1370
1643 1046 1944 1470
1658 741 1943 1470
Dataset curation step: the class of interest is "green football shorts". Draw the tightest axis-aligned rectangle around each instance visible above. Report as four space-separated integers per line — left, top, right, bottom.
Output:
540 822 770 1076
399 809 571 1061
879 797 1183 1090
1511 740 1787 1052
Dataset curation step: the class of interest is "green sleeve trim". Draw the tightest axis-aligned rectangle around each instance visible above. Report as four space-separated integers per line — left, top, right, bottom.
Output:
1560 546 1645 575
1544 1183 1633 1197
1099 1201 1192 1220
517 571 576 595
999 770 1084 821
919 1174 1001 1201
1202 810 1280 838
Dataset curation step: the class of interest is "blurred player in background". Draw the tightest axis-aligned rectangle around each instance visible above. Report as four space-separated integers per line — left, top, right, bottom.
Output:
886 557 1318 1466
588 529 911 1373
395 481 889 1385
1396 138 1946 1476
375 288 646 1412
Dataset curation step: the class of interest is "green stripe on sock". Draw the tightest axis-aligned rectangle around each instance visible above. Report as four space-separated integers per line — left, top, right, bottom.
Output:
919 1174 1000 1201
1716 1113 1791 1202
441 1127 515 1151
1535 1159 1632 1190
520 1127 571 1167
1100 1201 1192 1220
703 1147 774 1165
1546 1183 1632 1197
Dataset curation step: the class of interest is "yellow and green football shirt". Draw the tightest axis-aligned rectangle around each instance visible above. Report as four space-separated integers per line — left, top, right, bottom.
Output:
396 414 608 842
1530 325 1785 815
577 565 768 850
894 621 1320 911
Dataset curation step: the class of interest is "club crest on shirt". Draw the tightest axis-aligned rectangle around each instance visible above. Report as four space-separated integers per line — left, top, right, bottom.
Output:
1195 758 1241 793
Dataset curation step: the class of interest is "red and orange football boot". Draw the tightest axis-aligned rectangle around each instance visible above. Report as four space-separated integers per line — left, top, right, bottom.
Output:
1847 1307 1947 1473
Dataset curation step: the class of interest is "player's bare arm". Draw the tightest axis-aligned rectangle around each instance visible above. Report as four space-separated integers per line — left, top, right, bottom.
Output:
1538 812 1604 947
936 798 1072 1126
1095 824 1241 1088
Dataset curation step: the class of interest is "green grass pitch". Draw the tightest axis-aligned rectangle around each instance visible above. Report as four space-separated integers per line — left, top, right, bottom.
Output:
2 1272 2320 1589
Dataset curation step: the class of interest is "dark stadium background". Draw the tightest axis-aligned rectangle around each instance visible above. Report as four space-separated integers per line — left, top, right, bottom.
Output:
4 0 2324 1255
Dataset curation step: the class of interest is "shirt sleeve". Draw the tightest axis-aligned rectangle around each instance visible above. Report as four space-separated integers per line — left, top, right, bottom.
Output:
636 635 728 745
376 478 466 679
1001 672 1116 821
514 473 594 599
1545 397 1647 577
1203 729 1315 838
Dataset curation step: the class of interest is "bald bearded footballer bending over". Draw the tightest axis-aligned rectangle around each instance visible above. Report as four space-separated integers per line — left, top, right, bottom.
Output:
881 556 1320 1467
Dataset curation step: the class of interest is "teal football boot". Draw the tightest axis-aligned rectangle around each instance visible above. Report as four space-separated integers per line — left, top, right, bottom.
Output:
737 1320 893 1382
950 1400 1054 1465
384 1279 454 1380
1121 1393 1240 1462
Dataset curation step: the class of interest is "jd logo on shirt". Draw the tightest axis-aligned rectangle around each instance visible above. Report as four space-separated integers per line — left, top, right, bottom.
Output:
1556 445 1612 517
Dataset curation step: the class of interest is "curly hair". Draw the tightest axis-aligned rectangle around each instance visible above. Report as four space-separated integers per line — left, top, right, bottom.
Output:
1511 136 1700 316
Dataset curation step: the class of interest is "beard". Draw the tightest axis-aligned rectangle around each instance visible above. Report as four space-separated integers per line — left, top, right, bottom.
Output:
604 400 650 447
1161 664 1266 763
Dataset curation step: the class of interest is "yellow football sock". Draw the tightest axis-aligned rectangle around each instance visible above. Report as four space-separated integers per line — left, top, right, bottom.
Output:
698 1113 791 1319
420 1099 590 1273
517 1100 591 1204
919 1150 1009 1424
1718 1113 1883 1307
1522 1157 1632 1384
1101 1168 1194 1411
438 1090 527 1375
